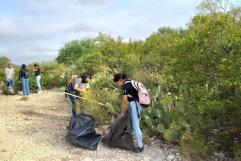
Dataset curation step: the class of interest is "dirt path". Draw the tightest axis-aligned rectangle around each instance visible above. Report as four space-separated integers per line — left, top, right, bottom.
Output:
0 90 183 161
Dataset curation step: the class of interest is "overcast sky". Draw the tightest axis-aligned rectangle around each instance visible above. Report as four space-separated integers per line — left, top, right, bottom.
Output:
0 0 207 65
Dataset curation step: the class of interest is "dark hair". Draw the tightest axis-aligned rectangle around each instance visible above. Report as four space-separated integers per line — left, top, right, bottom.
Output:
21 64 26 70
34 63 40 70
81 72 92 83
113 73 127 82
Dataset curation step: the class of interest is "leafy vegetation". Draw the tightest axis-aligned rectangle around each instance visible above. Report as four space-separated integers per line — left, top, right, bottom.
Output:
0 56 11 85
1 0 240 160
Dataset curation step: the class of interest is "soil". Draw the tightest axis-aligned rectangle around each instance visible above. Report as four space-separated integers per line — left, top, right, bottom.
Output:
0 89 182 161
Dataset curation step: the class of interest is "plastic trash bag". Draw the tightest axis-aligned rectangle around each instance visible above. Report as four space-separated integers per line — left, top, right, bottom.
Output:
102 112 134 150
66 113 101 150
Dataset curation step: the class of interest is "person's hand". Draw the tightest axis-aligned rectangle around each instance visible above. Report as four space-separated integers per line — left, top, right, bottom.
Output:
85 84 90 89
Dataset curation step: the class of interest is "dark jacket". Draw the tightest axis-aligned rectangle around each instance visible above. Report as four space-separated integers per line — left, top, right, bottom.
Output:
18 69 29 80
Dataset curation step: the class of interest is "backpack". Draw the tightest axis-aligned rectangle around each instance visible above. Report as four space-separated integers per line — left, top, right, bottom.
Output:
130 80 151 107
65 75 79 97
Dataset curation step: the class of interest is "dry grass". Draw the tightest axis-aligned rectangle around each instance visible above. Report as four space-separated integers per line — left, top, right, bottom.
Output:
0 89 179 161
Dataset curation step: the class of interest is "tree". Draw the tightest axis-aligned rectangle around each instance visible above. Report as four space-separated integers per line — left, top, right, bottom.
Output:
56 39 99 65
197 0 232 14
168 12 241 159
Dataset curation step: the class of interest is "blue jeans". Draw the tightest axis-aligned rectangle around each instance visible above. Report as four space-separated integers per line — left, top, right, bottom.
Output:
129 101 144 148
69 95 77 117
35 75 42 91
21 78 30 96
7 79 15 88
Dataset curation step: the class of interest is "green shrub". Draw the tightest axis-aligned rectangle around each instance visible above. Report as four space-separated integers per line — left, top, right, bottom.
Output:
181 132 213 160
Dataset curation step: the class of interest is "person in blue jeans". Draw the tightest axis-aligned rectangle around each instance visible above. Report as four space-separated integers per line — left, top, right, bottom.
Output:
5 63 16 92
19 64 30 97
113 73 144 153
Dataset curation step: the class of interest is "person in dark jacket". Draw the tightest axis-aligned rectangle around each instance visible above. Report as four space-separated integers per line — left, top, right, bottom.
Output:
113 73 144 153
19 64 30 97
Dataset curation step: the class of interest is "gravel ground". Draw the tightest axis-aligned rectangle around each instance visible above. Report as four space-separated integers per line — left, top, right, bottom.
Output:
0 90 185 161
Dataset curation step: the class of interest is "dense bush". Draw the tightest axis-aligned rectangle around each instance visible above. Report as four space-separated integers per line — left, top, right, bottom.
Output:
56 39 99 65
78 66 121 124
54 10 240 159
0 56 11 86
2 1 240 159
34 62 67 89
13 62 67 91
167 13 241 159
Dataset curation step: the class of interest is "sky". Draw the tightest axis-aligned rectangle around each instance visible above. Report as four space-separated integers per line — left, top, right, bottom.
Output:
0 0 230 65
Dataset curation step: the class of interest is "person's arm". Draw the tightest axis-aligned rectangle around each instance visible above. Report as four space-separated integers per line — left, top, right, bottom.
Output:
73 84 86 93
121 95 128 114
32 66 37 72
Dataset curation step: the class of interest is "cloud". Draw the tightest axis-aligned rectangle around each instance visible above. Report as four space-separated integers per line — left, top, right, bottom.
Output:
0 0 199 65
32 0 117 6
19 0 117 15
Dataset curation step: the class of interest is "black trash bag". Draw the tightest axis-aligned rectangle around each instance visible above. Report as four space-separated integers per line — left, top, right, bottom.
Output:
102 112 134 150
66 113 101 150
2 84 9 95
2 82 17 95
30 89 38 93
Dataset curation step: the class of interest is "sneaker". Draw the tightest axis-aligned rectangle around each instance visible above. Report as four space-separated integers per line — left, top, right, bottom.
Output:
131 146 144 153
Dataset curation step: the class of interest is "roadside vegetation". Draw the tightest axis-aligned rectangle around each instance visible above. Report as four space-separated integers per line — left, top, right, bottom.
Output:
1 1 240 160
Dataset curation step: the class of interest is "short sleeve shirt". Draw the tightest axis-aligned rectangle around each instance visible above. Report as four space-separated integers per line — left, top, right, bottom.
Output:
75 78 89 90
5 68 14 80
122 80 138 102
